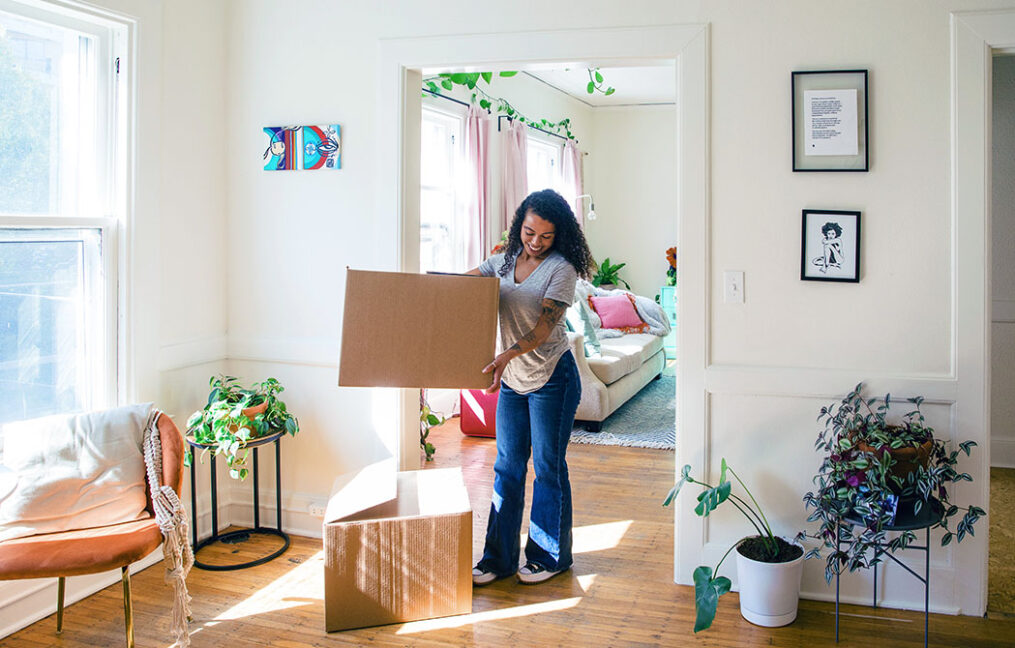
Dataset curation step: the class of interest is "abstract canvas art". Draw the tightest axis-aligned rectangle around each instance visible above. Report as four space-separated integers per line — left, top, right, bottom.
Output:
262 124 341 171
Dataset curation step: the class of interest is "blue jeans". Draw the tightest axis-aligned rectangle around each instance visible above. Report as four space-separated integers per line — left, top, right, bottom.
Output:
478 351 580 576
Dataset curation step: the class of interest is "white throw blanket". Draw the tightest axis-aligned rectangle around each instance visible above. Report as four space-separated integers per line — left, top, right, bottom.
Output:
574 279 672 339
142 410 194 648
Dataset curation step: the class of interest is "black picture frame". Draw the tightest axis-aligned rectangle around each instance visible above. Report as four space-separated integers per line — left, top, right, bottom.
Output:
792 70 869 172
800 209 861 282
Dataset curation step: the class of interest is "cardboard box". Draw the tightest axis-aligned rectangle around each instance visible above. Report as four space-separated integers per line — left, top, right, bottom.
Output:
338 269 499 389
323 466 472 632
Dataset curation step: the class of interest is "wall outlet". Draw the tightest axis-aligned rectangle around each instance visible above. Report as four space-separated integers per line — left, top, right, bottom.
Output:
308 501 327 518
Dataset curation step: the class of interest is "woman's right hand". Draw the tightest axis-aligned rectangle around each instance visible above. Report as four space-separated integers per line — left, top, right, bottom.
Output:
481 350 515 393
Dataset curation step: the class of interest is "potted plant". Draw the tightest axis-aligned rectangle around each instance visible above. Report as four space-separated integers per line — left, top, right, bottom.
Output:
591 257 630 290
419 388 444 462
186 375 299 480
797 382 985 584
664 459 804 632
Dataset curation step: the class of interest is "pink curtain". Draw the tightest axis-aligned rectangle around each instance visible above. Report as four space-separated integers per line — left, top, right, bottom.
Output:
463 105 489 268
500 119 528 236
562 140 585 229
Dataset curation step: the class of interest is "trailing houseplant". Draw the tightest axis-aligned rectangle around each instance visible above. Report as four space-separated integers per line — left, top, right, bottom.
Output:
186 375 299 480
664 459 803 632
419 388 444 462
797 382 985 583
591 257 631 290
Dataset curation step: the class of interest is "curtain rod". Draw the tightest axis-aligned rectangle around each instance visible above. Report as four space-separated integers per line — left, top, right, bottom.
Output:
423 88 582 149
497 115 571 143
422 88 471 108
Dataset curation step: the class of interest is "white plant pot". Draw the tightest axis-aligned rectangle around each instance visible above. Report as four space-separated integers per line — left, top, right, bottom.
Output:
734 539 804 627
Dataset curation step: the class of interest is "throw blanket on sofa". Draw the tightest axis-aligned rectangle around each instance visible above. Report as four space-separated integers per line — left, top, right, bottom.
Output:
574 280 672 339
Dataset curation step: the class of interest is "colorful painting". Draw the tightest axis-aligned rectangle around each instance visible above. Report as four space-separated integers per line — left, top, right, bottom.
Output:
302 124 341 170
262 126 299 171
263 124 341 171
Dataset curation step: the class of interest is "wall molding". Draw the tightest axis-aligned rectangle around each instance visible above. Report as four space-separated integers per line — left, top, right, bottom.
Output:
158 335 227 371
991 438 1015 468
994 299 1015 323
227 336 340 368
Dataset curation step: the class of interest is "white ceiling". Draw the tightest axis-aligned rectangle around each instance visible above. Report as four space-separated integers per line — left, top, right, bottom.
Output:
526 64 676 107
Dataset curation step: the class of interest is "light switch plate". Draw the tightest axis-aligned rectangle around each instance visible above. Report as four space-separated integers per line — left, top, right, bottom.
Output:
724 271 744 303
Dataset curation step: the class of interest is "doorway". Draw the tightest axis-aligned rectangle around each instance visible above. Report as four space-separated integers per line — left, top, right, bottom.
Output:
377 24 709 586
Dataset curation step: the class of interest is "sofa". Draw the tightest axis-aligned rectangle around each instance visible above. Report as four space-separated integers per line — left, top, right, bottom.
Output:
567 331 666 432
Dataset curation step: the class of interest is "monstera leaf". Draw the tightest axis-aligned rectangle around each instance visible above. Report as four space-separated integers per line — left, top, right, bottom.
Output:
692 565 731 633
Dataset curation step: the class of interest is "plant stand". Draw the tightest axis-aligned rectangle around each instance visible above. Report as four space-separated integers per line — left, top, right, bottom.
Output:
187 430 290 570
835 498 944 648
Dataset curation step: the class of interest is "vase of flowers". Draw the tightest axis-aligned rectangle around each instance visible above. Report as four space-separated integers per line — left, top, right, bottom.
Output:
665 246 677 286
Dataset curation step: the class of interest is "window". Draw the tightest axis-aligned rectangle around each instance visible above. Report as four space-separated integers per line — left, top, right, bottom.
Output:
420 104 466 273
526 135 564 196
0 1 126 425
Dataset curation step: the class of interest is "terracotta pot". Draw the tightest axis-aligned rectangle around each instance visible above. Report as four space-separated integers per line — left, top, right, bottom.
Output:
857 437 933 481
226 401 268 436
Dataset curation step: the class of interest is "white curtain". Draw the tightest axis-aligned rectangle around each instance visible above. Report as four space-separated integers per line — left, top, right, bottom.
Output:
500 119 528 235
463 105 489 268
561 140 585 228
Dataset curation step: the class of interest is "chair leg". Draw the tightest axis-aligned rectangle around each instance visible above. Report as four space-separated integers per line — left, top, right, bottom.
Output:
56 576 65 634
122 566 134 648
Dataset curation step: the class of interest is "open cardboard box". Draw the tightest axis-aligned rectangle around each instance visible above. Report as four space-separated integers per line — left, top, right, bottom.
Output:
327 269 500 631
323 461 472 632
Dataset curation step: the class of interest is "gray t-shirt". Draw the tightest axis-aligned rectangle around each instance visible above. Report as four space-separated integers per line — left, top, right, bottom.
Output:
479 251 578 394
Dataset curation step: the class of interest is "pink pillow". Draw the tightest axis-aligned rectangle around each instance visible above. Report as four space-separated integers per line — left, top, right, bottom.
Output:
588 294 645 330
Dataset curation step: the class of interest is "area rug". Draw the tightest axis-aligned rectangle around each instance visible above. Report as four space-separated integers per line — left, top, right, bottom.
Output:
570 375 675 450
989 466 1015 617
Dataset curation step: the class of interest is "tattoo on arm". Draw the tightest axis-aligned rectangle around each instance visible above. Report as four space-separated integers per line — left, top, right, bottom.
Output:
541 299 568 326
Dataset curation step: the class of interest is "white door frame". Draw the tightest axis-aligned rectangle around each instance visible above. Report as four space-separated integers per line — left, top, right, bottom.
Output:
952 8 1015 615
376 24 709 584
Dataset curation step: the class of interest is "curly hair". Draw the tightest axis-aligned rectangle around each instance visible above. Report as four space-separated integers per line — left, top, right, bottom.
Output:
498 189 595 280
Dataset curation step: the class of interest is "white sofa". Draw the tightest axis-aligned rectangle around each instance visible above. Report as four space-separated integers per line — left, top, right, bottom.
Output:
567 331 666 431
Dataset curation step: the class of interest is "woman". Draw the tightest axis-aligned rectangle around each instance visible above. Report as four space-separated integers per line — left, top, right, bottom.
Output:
467 189 594 586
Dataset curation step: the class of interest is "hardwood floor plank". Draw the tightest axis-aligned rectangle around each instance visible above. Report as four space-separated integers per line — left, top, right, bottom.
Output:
4 416 1014 646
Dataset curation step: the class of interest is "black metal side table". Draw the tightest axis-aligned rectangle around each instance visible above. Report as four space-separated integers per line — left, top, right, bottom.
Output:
836 498 944 648
186 430 290 570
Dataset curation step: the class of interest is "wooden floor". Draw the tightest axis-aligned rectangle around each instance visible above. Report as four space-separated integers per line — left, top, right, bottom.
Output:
6 418 1015 647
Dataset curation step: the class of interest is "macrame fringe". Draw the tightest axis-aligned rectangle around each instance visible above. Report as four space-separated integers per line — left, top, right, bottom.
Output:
143 409 194 648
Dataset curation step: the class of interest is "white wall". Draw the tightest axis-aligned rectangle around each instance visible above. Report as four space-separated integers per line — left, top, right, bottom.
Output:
992 54 1015 467
223 0 1014 617
587 105 677 298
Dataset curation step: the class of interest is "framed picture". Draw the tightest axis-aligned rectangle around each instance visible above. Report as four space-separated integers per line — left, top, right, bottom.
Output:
792 70 868 172
800 209 861 282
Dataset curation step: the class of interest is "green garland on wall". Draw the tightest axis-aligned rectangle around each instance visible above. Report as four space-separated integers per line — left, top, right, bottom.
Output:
422 68 614 142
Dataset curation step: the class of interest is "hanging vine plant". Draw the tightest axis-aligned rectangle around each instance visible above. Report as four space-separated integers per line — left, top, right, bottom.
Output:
422 68 615 141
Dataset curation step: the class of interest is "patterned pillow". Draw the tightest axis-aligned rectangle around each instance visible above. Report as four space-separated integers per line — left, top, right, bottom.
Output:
566 301 601 356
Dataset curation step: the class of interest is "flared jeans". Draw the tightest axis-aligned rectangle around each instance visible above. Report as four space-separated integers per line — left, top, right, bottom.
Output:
478 351 581 576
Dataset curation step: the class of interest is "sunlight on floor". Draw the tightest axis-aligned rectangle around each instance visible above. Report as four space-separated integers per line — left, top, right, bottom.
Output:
210 550 325 622
572 520 633 554
395 597 583 634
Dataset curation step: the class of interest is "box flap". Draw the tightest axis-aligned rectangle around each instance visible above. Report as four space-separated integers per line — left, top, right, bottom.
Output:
338 269 499 389
325 466 470 524
324 457 397 523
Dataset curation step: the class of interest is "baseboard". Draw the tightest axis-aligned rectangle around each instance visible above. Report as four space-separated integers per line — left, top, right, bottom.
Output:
0 549 164 640
991 438 1015 468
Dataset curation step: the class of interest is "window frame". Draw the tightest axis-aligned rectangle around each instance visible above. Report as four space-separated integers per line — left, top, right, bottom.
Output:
419 100 467 273
525 132 564 196
0 0 130 421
